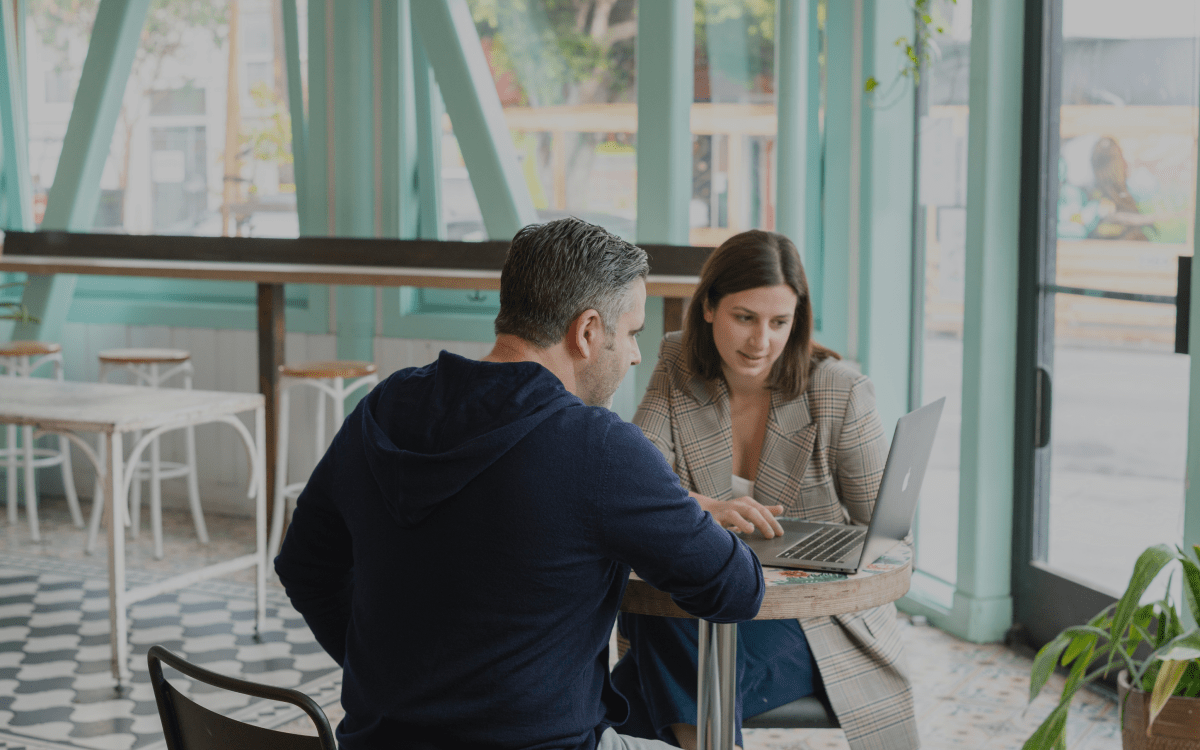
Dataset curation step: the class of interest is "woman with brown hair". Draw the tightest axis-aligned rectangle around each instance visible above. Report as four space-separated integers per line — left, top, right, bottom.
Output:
611 230 918 750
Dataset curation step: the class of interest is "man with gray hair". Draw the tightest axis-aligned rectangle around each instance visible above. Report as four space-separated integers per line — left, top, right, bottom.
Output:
276 217 764 750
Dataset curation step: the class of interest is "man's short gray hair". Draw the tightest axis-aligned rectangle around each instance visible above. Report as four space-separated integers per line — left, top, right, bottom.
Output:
495 218 649 348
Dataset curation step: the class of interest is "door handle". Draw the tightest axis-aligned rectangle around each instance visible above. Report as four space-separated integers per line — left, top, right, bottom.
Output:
1034 366 1052 449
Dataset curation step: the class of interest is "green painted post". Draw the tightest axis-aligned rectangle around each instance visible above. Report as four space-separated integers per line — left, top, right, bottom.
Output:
0 0 32 232
306 0 331 237
281 0 309 235
332 0 376 363
1185 79 1200 555
14 0 150 343
775 1 815 268
803 1 822 331
410 0 536 240
381 0 419 240
820 1 852 356
634 0 692 404
635 1 691 246
413 34 444 241
950 0 1025 642
857 0 915 435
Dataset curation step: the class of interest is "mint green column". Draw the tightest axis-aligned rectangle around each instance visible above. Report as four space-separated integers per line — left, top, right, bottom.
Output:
820 1 853 355
14 0 150 343
856 0 915 435
411 0 535 240
281 0 309 235
0 0 30 342
381 0 419 240
0 0 31 233
775 0 822 326
634 1 692 403
332 0 375 363
413 35 444 241
305 0 331 237
1185 78 1200 553
904 0 1024 643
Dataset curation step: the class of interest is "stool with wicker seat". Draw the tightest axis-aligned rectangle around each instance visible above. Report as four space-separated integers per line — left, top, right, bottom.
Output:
0 340 85 540
267 360 379 558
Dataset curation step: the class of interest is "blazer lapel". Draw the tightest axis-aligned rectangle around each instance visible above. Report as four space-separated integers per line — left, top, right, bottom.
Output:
754 390 818 507
678 373 734 500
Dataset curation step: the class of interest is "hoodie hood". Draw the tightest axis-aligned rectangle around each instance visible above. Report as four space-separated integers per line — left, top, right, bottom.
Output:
355 351 580 528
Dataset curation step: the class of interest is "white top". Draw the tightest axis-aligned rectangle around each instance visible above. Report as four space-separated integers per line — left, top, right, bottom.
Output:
731 474 755 499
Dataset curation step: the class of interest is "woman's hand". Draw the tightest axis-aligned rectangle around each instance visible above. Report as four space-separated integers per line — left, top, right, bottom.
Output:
691 492 785 538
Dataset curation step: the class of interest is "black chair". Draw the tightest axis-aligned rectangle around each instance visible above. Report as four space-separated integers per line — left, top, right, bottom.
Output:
147 645 337 750
742 694 840 729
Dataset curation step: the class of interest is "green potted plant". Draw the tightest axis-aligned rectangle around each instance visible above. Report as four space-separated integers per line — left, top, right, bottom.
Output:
1024 543 1200 750
0 281 38 324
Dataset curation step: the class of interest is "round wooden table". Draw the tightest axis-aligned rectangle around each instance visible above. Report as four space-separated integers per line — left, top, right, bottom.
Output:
619 543 913 750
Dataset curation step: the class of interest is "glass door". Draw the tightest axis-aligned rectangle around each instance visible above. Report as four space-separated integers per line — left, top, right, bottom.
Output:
1014 0 1199 646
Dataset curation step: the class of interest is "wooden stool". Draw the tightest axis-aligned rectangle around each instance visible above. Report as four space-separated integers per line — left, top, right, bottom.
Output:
267 360 379 558
0 341 85 540
89 348 205 559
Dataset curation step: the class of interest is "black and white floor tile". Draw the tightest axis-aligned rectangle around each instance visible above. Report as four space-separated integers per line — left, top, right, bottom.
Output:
0 552 339 750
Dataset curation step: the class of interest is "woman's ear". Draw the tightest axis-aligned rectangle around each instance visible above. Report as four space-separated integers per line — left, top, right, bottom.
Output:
702 299 715 324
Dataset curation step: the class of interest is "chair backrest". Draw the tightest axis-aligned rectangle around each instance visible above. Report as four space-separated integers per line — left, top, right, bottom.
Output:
147 645 337 750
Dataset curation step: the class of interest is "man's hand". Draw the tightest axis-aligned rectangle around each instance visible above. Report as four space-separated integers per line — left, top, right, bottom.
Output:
692 492 785 538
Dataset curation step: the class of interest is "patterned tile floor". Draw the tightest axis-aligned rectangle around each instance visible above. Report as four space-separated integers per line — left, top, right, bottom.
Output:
0 499 1120 750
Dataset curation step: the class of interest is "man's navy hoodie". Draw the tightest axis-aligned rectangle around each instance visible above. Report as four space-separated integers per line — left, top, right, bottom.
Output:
275 351 764 750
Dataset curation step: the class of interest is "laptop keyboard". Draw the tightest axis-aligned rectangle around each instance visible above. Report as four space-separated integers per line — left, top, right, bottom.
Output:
778 526 867 563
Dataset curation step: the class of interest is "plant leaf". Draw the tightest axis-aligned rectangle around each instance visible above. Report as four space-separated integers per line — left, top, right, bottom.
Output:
1111 545 1175 655
1155 629 1200 662
1180 557 1200 627
1149 659 1189 734
1022 701 1070 750
1128 603 1155 651
1062 633 1096 667
1030 633 1073 701
864 76 878 92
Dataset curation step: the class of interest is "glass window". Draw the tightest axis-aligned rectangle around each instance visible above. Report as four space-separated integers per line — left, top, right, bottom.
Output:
27 0 300 238
1037 0 1199 595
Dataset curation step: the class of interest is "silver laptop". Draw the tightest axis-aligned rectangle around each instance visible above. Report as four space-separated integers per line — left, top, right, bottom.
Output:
742 397 945 574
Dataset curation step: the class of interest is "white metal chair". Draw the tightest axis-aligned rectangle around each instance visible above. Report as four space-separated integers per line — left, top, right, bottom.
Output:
88 348 206 559
267 360 378 559
0 341 85 541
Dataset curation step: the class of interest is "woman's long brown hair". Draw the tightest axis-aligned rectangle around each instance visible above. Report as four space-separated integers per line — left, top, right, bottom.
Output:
682 230 838 400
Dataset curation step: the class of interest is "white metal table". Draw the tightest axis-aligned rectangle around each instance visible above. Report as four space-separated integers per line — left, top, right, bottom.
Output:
0 377 267 685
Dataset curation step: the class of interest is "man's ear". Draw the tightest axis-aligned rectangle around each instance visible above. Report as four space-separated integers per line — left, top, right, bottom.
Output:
568 309 604 360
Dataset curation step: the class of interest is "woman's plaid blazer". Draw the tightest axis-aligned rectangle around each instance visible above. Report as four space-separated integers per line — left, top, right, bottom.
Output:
631 332 920 750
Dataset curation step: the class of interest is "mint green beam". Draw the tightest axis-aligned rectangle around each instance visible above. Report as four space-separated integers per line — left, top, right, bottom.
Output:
281 0 309 235
633 1 691 405
332 0 375 363
0 0 31 232
411 0 536 240
949 0 1025 643
635 1 692 246
775 1 820 288
14 0 149 343
820 1 852 353
413 35 444 241
381 0 419 240
305 0 331 236
1185 78 1200 554
856 0 915 435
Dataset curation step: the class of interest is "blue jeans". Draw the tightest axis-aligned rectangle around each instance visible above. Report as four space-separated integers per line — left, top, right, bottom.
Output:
610 615 821 747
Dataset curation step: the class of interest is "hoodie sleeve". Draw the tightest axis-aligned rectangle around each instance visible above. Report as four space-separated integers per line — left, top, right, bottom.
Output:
596 420 763 623
274 458 354 666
